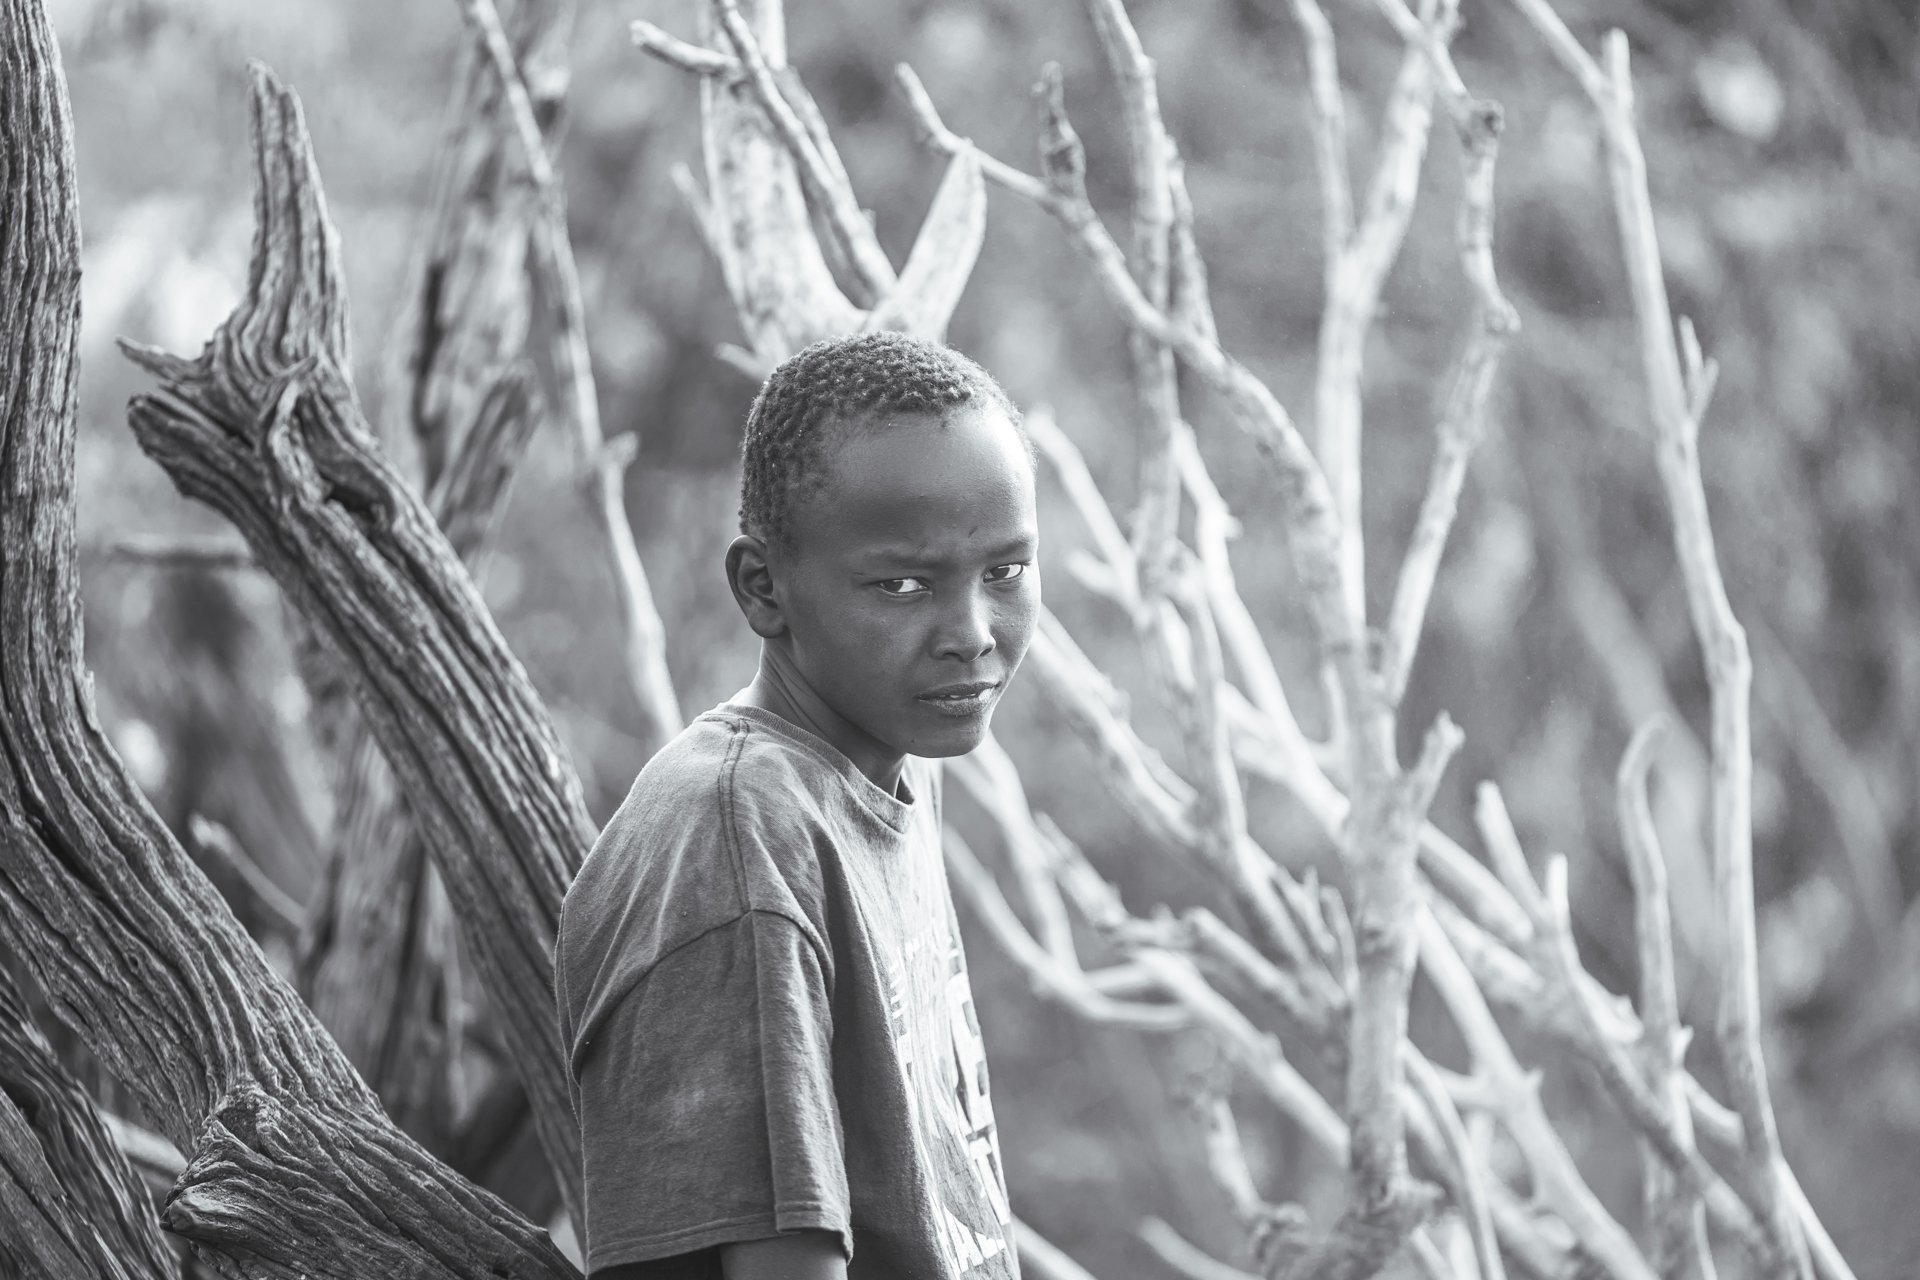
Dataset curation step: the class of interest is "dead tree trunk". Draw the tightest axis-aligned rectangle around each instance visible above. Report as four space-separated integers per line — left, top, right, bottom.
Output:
0 975 178 1280
0 3 574 1273
117 59 598 1223
298 0 572 1186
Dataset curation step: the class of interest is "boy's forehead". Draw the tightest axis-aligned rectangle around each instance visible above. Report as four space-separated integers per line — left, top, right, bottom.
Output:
795 402 1035 554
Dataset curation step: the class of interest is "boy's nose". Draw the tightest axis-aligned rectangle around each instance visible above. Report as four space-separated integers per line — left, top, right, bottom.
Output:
933 591 996 662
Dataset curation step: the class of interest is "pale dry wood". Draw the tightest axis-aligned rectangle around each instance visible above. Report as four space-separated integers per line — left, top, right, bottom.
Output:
1078 0 1181 575
629 19 738 76
0 9 576 1272
1140 1217 1260 1280
710 0 896 306
1617 721 1716 1280
460 0 682 759
1497 8 1811 1275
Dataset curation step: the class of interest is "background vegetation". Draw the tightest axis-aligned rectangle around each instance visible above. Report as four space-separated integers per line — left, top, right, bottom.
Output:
38 0 1920 1273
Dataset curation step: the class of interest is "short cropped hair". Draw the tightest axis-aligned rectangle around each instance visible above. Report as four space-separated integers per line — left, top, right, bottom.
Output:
738 331 1024 552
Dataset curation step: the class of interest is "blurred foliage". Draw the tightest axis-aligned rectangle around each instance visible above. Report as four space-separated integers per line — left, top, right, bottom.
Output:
39 0 1920 1273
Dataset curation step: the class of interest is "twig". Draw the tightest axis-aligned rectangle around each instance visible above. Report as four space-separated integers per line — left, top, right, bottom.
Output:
1474 784 1768 1260
1617 720 1717 1280
1140 1219 1259 1280
1286 0 1353 263
709 0 895 305
1078 0 1181 577
1313 8 1443 635
188 815 305 940
1378 92 1519 706
1403 1049 1504 1280
459 0 683 756
1489 10 1808 1271
1416 910 1656 1280
628 20 738 76
950 740 1080 963
1015 1218 1102 1280
92 533 257 571
943 826 1186 1032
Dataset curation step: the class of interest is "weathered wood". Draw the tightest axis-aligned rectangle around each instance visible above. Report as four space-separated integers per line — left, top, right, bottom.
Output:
120 63 592 1219
0 976 177 1280
300 371 537 1154
0 3 575 1273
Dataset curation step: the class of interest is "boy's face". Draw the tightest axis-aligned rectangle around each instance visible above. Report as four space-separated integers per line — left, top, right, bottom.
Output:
768 400 1040 760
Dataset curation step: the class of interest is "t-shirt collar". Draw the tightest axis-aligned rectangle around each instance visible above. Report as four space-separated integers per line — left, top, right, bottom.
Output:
709 701 918 829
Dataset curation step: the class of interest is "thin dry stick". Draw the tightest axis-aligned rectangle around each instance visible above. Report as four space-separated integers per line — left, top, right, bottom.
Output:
1403 1049 1504 1280
1139 1218 1260 1280
1416 910 1657 1280
93 533 257 571
1606 20 1802 1277
951 741 1080 962
942 827 1186 1031
1474 784 1766 1255
459 0 682 753
1378 93 1519 706
628 19 738 76
709 0 896 305
1286 0 1353 263
1079 0 1181 573
1314 4 1444 634
1618 719 1717 1280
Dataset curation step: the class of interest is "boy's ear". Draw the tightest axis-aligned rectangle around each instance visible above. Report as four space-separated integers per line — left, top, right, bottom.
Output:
725 534 788 640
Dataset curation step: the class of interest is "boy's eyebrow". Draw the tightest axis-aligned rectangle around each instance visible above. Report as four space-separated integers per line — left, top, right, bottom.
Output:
861 534 1038 567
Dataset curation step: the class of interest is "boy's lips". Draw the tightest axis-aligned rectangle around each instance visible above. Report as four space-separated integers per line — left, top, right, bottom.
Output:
917 679 999 700
916 680 1001 717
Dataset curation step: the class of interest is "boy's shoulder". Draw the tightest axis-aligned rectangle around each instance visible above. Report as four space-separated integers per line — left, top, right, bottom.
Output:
611 705 846 841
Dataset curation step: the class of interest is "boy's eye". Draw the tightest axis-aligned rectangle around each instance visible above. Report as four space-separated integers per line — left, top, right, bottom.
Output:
985 563 1029 584
876 577 931 597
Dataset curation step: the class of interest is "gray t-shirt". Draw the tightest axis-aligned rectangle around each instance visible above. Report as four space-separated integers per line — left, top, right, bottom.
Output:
556 702 1020 1279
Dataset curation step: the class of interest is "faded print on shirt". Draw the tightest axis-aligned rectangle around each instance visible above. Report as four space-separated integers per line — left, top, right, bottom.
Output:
875 796 1014 1275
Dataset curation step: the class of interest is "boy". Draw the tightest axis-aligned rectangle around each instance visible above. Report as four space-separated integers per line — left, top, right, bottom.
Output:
556 332 1037 1280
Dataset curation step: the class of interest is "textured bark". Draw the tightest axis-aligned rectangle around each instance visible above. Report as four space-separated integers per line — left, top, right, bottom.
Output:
120 65 592 1220
0 977 177 1280
0 4 575 1274
298 0 569 1168
299 371 537 1153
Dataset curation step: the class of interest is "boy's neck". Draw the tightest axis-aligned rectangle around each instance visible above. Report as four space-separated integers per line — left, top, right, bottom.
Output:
736 649 909 796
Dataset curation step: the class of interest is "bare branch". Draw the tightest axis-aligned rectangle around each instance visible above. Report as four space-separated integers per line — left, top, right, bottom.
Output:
1379 96 1519 706
864 142 985 340
629 20 737 76
1313 14 1442 635
1140 1218 1259 1280
1416 914 1656 1280
1286 0 1353 261
943 826 1187 1031
459 0 683 757
1617 719 1717 1280
1016 1219 1103 1280
1403 1049 1503 1280
1490 11 1809 1271
188 815 304 941
91 533 257 571
710 0 896 305
1078 0 1181 577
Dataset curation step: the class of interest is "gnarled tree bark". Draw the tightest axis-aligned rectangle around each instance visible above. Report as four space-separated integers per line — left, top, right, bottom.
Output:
0 2 575 1272
298 0 568 1184
0 975 178 1280
119 57 595 1224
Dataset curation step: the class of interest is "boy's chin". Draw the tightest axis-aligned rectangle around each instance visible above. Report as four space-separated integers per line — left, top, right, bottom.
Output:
903 714 996 759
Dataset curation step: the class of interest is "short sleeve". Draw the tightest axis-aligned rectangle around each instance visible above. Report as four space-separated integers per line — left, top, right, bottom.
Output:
574 909 851 1273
